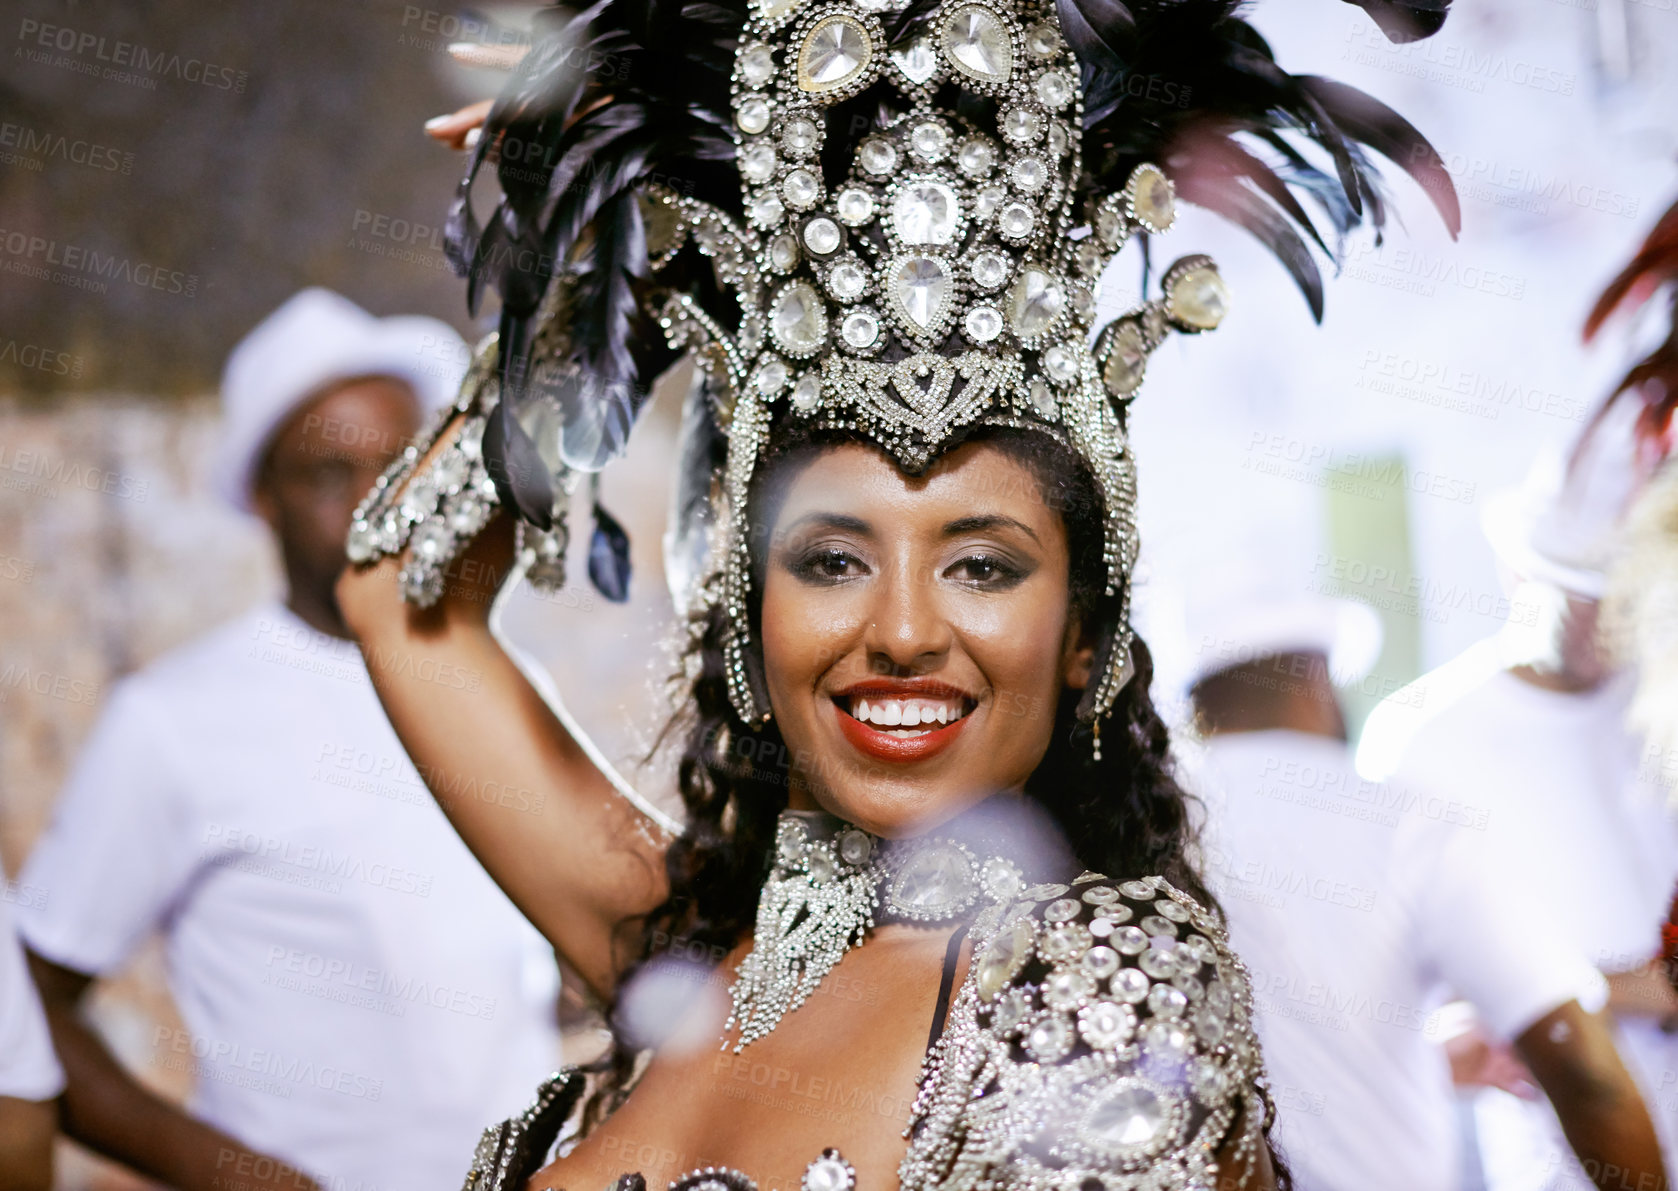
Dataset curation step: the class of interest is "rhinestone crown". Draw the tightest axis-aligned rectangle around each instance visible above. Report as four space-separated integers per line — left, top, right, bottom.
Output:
647 0 1227 722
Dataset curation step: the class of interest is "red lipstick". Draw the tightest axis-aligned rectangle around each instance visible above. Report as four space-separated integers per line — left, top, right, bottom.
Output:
830 679 975 764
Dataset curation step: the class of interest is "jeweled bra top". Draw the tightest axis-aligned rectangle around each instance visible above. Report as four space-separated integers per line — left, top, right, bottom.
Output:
463 865 1272 1191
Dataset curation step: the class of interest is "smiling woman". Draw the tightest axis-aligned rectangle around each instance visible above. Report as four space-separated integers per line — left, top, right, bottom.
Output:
333 0 1464 1186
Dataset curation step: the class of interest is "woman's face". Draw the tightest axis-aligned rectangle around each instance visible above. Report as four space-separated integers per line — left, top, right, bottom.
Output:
758 439 1093 837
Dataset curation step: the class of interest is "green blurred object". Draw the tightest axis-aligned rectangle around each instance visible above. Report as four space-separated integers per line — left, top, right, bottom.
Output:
1319 450 1422 744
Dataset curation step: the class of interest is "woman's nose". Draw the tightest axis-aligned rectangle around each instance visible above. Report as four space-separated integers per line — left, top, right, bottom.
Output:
861 559 952 671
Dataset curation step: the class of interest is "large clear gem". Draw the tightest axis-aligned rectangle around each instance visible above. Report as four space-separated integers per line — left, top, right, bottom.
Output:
977 918 1034 1000
891 180 961 245
827 259 866 300
1025 1015 1073 1062
1034 71 1072 109
838 828 873 865
942 6 1012 83
1078 1000 1136 1050
740 143 777 182
769 233 801 272
971 250 1008 289
1025 22 1060 58
803 1156 852 1191
836 188 875 225
1042 344 1077 383
737 96 771 134
998 201 1034 240
750 193 786 226
772 281 828 353
1001 106 1043 144
739 43 775 87
1009 267 1064 337
782 118 820 155
889 842 974 913
346 520 375 563
956 137 996 177
1128 163 1176 231
909 121 950 161
1085 1083 1165 1152
1011 156 1047 193
412 517 451 560
799 16 871 93
891 36 938 85
755 358 789 394
859 138 898 175
964 305 1001 342
841 309 880 348
803 217 842 255
1167 263 1229 330
1101 320 1147 397
782 168 821 209
1027 377 1057 418
891 256 951 330
400 475 438 520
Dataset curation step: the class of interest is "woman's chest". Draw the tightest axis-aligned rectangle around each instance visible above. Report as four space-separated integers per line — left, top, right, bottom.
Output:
533 929 959 1191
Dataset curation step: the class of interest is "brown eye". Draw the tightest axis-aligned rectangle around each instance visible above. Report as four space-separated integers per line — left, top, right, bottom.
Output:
948 553 1025 586
794 547 867 582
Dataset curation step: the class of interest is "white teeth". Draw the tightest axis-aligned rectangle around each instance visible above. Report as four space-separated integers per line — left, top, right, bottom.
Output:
847 696 967 729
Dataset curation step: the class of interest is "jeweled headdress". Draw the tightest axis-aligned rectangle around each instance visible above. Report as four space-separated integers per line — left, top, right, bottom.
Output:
348 0 1459 727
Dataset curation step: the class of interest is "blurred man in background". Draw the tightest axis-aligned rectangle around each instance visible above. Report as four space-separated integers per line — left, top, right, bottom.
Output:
15 289 562 1191
1359 401 1678 1189
1184 554 1666 1188
1 857 61 1191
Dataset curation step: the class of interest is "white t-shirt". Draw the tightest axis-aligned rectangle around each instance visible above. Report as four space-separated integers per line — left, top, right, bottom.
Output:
1357 643 1678 1190
0 858 63 1101
1195 730 1606 1191
17 601 562 1191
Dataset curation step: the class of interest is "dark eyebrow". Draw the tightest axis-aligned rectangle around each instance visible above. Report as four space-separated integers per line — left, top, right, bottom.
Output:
943 514 1040 544
779 512 873 537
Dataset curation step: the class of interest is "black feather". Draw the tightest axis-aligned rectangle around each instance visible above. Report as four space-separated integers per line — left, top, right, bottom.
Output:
588 497 634 602
450 0 1462 525
1081 0 1458 319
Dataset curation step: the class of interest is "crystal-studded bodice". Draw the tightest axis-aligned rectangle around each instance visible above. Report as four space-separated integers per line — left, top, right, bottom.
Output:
461 871 1269 1191
902 871 1270 1190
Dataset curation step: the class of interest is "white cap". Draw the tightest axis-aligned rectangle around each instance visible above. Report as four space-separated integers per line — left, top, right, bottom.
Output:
1481 398 1643 599
1136 473 1384 701
1179 592 1384 692
215 288 468 511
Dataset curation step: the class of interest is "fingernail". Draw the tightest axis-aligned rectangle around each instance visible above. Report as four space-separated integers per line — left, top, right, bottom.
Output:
463 127 482 148
424 115 451 131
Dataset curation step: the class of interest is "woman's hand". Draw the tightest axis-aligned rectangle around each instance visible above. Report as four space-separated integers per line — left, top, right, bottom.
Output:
422 43 528 149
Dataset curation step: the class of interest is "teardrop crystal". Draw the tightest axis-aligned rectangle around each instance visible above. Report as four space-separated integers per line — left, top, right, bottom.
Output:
772 281 828 353
891 256 951 330
799 16 871 93
942 6 1012 83
1101 321 1147 397
1008 267 1064 338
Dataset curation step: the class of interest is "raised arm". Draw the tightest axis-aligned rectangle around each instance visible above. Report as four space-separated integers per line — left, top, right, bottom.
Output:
336 419 673 999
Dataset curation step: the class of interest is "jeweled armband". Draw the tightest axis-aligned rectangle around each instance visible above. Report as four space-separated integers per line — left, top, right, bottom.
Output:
344 333 571 605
